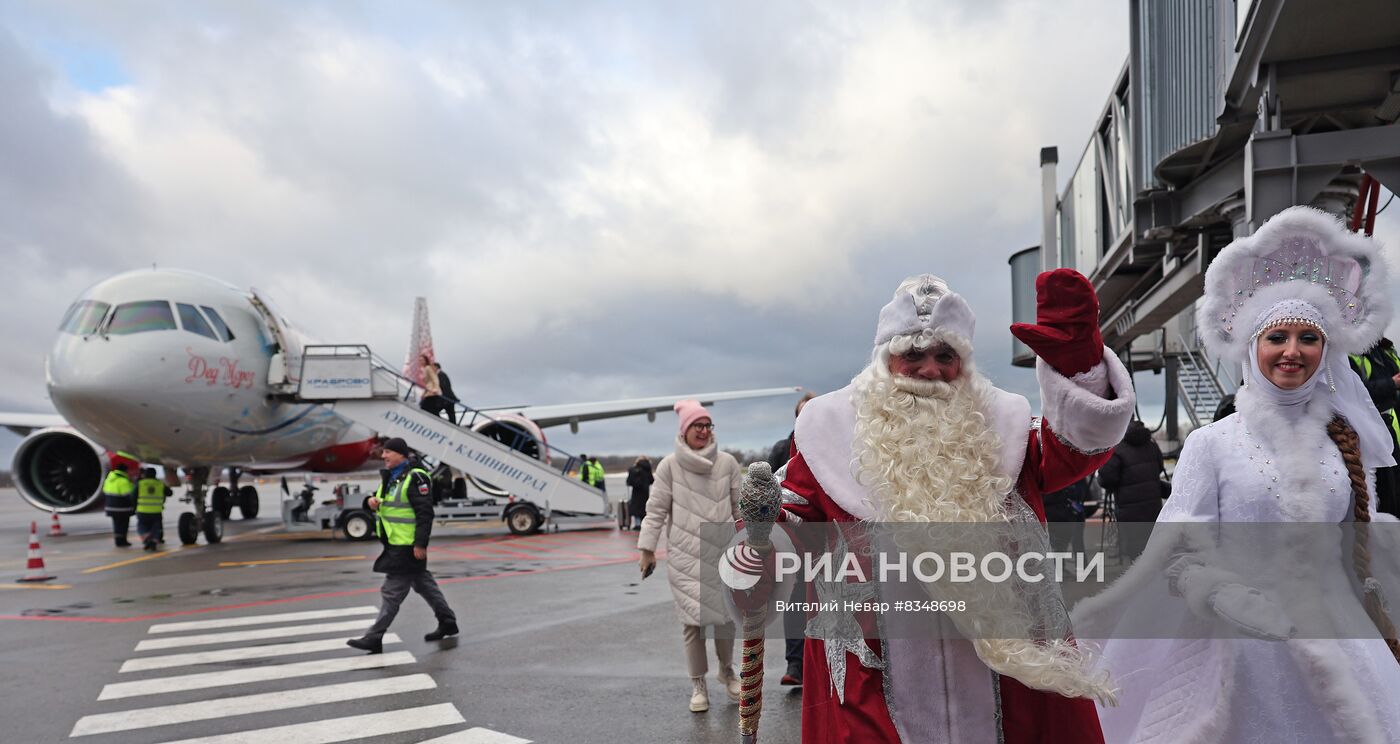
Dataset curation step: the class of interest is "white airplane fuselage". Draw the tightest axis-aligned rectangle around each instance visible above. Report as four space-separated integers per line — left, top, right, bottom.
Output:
46 269 375 472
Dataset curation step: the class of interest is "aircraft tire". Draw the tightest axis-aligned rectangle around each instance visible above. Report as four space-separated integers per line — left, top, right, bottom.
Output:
177 513 199 545
238 486 259 519
212 486 233 520
203 510 223 544
342 511 375 541
506 504 542 536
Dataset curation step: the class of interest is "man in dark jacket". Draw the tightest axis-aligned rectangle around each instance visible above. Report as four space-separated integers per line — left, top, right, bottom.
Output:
766 391 815 687
347 438 458 653
1349 337 1400 517
1043 478 1090 556
1097 420 1165 561
625 457 653 531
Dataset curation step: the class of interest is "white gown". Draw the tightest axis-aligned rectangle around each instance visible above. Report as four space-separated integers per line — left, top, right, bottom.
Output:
1082 407 1400 744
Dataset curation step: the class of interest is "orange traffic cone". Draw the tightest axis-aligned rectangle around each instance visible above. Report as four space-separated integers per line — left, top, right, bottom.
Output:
18 522 54 583
48 511 66 538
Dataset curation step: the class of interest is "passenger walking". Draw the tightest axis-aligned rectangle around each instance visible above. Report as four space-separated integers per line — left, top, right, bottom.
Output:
765 390 815 688
347 437 458 654
1348 336 1400 516
1043 477 1091 556
1096 419 1165 561
103 452 139 547
134 467 171 551
637 400 743 713
418 355 457 425
625 456 653 531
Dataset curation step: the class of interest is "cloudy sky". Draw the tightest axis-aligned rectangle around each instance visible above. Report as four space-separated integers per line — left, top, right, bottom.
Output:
2 1 1396 470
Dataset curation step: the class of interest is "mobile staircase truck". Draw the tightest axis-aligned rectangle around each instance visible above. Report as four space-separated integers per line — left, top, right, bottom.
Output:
289 345 609 537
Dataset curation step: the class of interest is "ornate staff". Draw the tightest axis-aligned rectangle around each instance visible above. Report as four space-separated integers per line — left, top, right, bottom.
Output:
735 462 782 744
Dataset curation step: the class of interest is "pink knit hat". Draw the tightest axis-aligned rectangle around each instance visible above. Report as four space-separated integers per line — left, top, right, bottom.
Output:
674 399 711 435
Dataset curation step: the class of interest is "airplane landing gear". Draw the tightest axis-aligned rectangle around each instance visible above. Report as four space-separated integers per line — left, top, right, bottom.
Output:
180 466 220 545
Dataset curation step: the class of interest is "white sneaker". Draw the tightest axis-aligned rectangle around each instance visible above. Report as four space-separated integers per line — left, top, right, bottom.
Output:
718 667 741 703
689 676 709 712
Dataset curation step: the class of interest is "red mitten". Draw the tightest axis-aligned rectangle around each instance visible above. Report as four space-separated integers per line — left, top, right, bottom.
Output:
1009 269 1104 376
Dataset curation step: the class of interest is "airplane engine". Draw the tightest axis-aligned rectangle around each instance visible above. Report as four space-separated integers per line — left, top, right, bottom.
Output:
12 428 107 513
468 414 549 497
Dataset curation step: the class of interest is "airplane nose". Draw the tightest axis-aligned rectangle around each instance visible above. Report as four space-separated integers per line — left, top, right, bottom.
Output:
47 333 151 433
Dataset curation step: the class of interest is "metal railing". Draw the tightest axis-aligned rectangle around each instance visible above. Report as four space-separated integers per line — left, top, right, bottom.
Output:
299 345 585 481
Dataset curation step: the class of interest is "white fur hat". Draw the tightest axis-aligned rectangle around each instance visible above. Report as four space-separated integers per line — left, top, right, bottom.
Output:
1197 206 1391 362
873 274 976 354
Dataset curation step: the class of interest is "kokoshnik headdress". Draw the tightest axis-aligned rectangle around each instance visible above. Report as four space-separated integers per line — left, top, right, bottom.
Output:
1198 205 1391 362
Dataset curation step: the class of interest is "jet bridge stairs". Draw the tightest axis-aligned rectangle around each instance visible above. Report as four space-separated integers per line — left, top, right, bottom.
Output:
295 345 610 533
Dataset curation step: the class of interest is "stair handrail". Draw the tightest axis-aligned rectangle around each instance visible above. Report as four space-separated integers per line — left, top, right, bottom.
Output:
302 345 584 479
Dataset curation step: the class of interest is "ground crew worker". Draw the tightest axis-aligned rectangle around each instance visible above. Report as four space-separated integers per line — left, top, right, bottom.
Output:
102 452 138 547
135 467 171 551
347 437 458 654
588 456 606 494
1350 336 1400 516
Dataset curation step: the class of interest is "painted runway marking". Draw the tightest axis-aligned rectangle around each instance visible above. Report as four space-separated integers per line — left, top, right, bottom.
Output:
72 673 435 736
218 556 367 567
149 606 377 633
97 651 416 700
82 548 186 574
0 582 71 590
152 702 466 744
135 618 374 651
120 633 403 672
420 728 534 743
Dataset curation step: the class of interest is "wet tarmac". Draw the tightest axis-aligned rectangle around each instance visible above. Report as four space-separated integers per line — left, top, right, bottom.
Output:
0 487 804 743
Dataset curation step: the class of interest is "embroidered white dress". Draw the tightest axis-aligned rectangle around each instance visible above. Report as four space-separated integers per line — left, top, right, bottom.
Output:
1089 395 1400 744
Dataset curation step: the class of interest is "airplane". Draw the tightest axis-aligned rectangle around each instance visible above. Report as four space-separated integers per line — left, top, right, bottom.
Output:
0 268 800 544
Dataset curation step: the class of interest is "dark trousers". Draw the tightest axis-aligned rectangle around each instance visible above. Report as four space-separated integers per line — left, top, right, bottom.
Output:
419 396 457 425
110 513 131 543
366 571 457 639
136 513 163 545
783 580 806 670
1047 520 1087 556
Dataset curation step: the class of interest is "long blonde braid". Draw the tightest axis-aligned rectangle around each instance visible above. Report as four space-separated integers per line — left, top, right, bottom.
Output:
1327 416 1400 664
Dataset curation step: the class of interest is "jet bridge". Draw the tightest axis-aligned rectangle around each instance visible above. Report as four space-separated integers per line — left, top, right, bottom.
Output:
296 345 609 529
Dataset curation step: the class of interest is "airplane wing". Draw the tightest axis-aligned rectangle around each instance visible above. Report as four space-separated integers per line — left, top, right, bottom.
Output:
481 387 803 431
0 412 69 436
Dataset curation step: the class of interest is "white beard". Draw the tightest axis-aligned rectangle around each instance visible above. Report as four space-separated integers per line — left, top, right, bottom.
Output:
852 360 1012 523
851 358 1116 703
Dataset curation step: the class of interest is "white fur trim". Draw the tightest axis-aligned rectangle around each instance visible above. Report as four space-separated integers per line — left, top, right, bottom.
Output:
1232 385 1335 522
1197 205 1392 362
1036 349 1136 454
1287 639 1387 743
794 384 1030 521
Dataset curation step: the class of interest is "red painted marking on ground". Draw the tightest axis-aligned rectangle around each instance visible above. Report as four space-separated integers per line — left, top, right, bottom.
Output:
469 544 553 560
0 556 637 623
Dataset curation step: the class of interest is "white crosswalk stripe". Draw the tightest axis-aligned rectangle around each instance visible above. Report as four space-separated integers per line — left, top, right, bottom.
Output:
99 651 416 700
120 634 403 673
134 618 374 651
152 703 467 743
70 603 529 743
72 674 436 736
419 728 535 743
148 606 378 634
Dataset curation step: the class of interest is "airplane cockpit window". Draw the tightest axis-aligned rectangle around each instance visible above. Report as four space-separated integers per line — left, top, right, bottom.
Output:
177 303 219 340
58 300 110 335
200 306 236 342
106 301 177 335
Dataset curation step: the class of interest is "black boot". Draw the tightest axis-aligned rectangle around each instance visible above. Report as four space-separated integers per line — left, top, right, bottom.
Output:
424 622 459 641
115 538 131 547
345 636 383 654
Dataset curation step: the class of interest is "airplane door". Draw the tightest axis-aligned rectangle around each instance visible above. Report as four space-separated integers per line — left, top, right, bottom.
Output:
248 289 303 393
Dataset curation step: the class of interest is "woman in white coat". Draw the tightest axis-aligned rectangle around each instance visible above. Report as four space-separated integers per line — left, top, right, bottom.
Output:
637 400 743 713
1080 206 1400 744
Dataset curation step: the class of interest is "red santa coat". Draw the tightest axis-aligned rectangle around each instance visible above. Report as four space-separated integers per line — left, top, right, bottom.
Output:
775 351 1135 744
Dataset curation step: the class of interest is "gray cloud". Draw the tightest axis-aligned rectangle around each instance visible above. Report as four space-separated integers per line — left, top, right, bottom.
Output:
0 1 1133 469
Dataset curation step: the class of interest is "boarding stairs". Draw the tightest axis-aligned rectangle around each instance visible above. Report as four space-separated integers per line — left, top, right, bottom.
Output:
1174 335 1234 428
294 345 608 520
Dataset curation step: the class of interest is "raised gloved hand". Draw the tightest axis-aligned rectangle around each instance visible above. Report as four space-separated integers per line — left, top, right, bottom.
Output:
739 462 782 549
1009 269 1104 377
